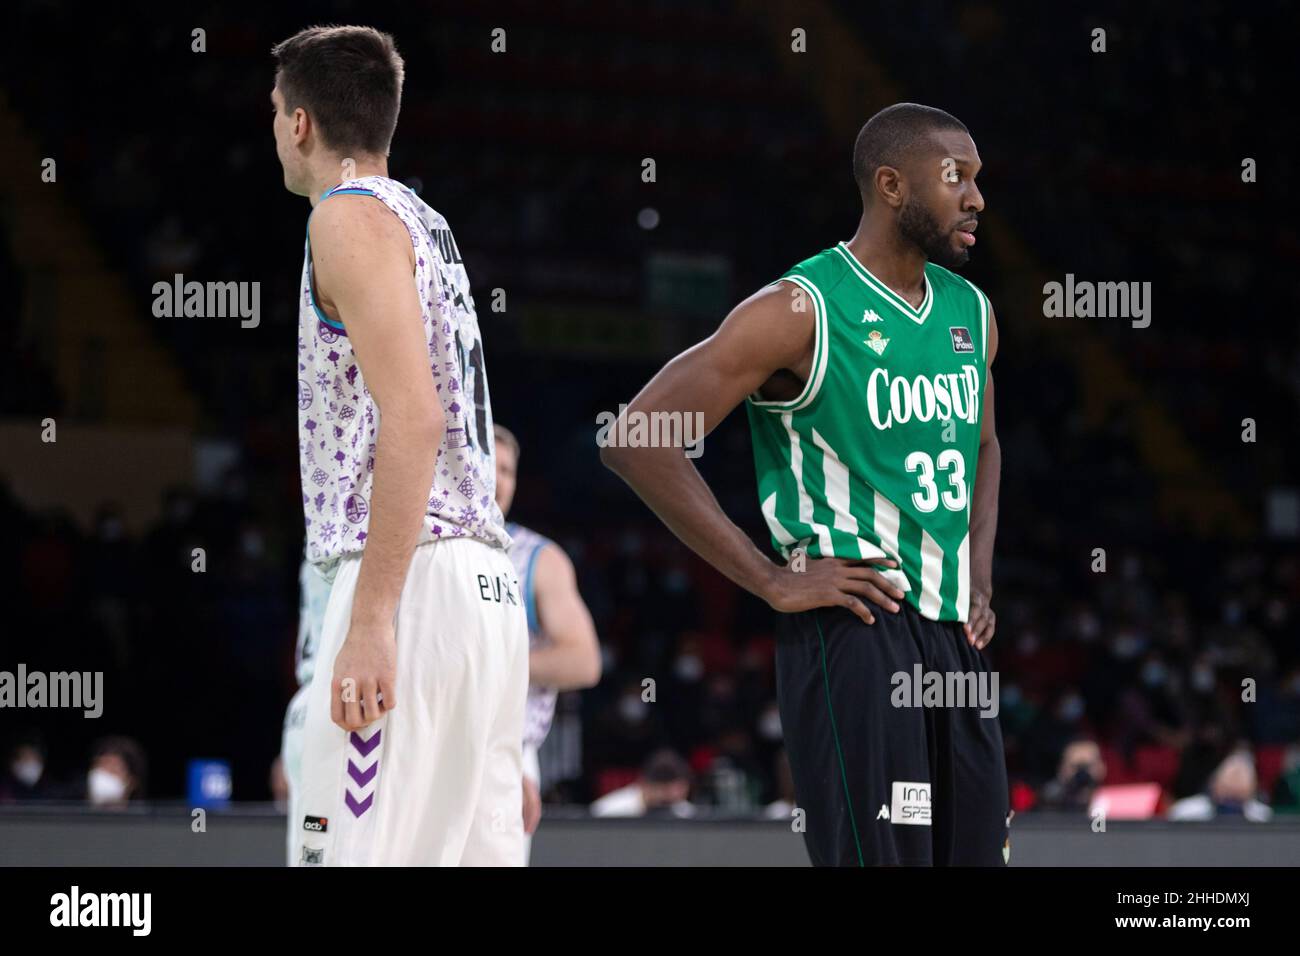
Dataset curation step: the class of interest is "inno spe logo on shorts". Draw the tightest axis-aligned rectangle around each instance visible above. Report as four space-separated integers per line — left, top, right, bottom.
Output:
890 781 931 826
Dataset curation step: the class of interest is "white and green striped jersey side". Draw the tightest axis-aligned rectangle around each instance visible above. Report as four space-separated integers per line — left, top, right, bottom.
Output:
745 242 992 623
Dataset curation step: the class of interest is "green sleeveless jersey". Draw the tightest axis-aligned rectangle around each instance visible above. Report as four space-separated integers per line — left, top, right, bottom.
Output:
745 242 992 623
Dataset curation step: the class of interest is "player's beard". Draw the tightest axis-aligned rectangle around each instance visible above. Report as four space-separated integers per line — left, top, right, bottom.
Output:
899 195 968 269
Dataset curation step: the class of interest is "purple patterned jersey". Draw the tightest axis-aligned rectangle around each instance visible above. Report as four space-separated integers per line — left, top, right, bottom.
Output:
297 176 510 563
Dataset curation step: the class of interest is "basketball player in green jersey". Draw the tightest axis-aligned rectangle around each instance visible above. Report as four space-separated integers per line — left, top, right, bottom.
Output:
603 104 1008 865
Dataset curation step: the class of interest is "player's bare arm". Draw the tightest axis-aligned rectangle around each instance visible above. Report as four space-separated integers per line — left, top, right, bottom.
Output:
522 776 542 836
601 282 905 626
528 544 602 689
964 306 999 650
310 195 444 731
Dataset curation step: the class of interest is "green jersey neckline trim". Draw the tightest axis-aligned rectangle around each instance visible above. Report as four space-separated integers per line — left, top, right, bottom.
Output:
834 242 934 325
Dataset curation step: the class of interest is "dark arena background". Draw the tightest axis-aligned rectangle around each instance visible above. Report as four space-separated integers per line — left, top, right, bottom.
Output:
0 0 1298 923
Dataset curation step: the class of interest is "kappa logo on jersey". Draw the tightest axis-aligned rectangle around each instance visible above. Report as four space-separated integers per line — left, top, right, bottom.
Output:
861 308 884 323
890 781 931 825
864 329 890 356
949 326 975 353
876 804 890 820
302 815 328 833
301 846 325 865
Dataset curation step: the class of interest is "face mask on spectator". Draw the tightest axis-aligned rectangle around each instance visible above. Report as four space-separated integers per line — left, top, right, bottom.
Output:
1191 666 1215 693
1066 766 1098 793
12 758 43 787
87 768 128 805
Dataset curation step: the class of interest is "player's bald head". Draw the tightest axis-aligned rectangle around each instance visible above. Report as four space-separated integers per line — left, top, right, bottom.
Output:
852 103 970 197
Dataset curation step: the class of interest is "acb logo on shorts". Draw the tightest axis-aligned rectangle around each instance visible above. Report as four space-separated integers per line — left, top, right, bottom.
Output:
890 780 931 825
302 815 329 832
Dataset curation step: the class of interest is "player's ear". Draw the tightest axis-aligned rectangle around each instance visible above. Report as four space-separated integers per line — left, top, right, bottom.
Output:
873 165 904 209
292 107 310 145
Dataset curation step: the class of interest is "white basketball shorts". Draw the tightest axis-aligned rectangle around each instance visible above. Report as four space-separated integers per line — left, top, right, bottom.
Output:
282 557 338 865
289 536 528 866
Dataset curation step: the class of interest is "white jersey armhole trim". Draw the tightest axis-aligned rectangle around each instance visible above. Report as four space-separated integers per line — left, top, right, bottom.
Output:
747 275 829 414
958 276 991 365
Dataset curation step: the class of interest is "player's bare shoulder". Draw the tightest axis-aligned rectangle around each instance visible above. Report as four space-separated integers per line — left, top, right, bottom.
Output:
309 192 414 272
709 280 815 389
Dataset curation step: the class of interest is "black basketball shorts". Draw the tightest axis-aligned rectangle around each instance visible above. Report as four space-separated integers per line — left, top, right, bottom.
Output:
775 598 1010 866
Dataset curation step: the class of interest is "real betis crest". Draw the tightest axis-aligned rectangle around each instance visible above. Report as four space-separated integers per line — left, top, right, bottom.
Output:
864 329 889 356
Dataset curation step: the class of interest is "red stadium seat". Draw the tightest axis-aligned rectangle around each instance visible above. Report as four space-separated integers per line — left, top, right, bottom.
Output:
1100 744 1134 785
594 768 640 799
1256 745 1285 797
1132 745 1180 789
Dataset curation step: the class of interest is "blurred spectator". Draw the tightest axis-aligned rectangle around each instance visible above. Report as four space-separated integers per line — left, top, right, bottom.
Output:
1037 738 1107 811
0 731 51 802
590 749 695 819
85 736 148 809
1168 748 1272 822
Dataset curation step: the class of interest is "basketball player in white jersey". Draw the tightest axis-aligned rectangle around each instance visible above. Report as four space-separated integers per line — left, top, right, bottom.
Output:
271 24 528 866
493 424 602 863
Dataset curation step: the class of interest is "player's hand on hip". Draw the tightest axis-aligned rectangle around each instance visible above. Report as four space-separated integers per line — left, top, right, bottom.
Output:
330 620 398 731
764 555 905 626
963 589 996 650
